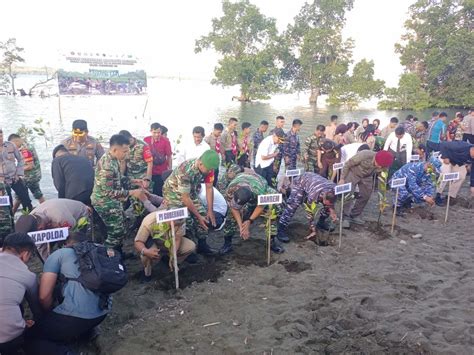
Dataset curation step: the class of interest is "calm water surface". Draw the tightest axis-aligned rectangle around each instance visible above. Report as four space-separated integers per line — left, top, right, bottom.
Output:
0 75 459 199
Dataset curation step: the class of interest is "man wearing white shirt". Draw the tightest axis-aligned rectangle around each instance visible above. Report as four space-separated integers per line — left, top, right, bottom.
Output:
198 183 227 230
383 126 413 176
254 128 285 187
180 126 211 164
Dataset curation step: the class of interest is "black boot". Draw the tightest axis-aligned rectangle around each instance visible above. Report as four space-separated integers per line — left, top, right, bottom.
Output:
219 235 233 255
435 193 446 206
271 237 285 253
197 239 216 256
276 224 290 243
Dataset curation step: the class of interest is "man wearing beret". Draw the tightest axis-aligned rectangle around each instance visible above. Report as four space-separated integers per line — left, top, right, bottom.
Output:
162 150 220 255
339 150 394 227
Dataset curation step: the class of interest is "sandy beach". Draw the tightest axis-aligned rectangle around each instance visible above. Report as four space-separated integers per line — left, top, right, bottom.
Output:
31 183 473 355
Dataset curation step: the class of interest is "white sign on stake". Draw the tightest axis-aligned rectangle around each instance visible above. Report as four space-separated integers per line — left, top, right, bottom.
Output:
442 172 460 182
156 207 188 223
0 196 10 206
285 168 303 177
410 154 420 162
258 194 283 206
391 177 407 189
333 162 344 171
335 183 352 195
28 227 69 245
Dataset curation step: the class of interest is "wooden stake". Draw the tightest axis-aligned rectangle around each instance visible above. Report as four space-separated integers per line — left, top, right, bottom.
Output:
58 94 63 121
267 204 272 266
170 221 179 289
391 187 399 235
338 194 345 249
444 181 451 224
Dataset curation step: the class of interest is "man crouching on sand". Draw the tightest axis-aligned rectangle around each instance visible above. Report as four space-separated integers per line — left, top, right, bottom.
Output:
219 172 284 255
277 173 338 242
134 212 196 283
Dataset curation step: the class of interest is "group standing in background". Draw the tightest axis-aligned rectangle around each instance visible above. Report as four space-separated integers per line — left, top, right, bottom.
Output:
1 109 474 355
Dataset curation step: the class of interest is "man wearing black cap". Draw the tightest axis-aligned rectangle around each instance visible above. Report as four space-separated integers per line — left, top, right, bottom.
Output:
220 172 284 255
61 119 104 166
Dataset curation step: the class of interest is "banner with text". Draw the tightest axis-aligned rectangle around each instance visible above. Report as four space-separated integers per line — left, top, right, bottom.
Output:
58 51 147 96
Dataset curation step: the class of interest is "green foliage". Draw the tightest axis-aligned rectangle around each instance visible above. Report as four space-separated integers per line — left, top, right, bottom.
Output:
328 59 385 110
72 217 89 232
195 0 283 101
303 200 322 225
152 223 174 269
377 73 432 110
264 205 278 236
393 0 474 108
32 118 52 148
17 124 34 143
283 0 355 104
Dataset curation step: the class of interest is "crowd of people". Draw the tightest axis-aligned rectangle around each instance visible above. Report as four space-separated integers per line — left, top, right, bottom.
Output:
1 110 473 354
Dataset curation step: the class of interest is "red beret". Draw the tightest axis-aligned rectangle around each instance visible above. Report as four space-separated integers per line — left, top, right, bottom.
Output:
375 151 394 168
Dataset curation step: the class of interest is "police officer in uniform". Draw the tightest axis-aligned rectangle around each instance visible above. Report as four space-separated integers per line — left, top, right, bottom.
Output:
61 120 105 166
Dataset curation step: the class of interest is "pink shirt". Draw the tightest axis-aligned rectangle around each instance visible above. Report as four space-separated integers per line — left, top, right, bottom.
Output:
144 136 172 175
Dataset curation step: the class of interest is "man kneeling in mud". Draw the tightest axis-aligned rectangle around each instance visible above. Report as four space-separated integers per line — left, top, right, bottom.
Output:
134 212 196 283
220 172 284 255
277 173 337 242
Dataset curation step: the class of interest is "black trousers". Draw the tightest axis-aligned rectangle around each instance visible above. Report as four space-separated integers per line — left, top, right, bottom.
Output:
256 165 275 188
224 150 236 165
0 333 24 355
462 133 474 144
28 311 106 342
72 190 92 206
152 174 164 196
8 179 33 211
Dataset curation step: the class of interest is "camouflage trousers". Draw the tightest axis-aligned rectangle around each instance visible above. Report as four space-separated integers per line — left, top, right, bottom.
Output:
305 158 320 174
223 202 281 238
185 200 208 242
94 201 127 249
0 185 13 243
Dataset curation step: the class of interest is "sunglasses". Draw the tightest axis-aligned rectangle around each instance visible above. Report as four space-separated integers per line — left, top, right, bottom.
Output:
72 129 86 137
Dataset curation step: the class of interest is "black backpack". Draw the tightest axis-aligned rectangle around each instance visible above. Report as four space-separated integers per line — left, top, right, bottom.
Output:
69 241 128 294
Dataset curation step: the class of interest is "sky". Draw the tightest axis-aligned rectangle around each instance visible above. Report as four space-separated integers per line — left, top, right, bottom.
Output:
1 0 414 87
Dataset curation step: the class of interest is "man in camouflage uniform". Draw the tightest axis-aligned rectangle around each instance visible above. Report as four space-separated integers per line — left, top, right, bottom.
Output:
283 119 302 170
61 119 104 166
8 134 45 212
162 150 220 255
119 130 153 189
91 134 145 254
0 180 13 244
219 172 285 255
304 125 325 173
277 173 337 242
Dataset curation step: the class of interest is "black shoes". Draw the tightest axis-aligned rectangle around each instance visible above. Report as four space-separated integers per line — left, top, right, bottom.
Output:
271 237 285 253
276 224 290 243
435 193 446 206
219 236 233 255
197 239 217 256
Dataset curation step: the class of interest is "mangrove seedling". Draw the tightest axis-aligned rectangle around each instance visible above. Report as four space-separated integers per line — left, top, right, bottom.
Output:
151 222 174 271
72 216 89 232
